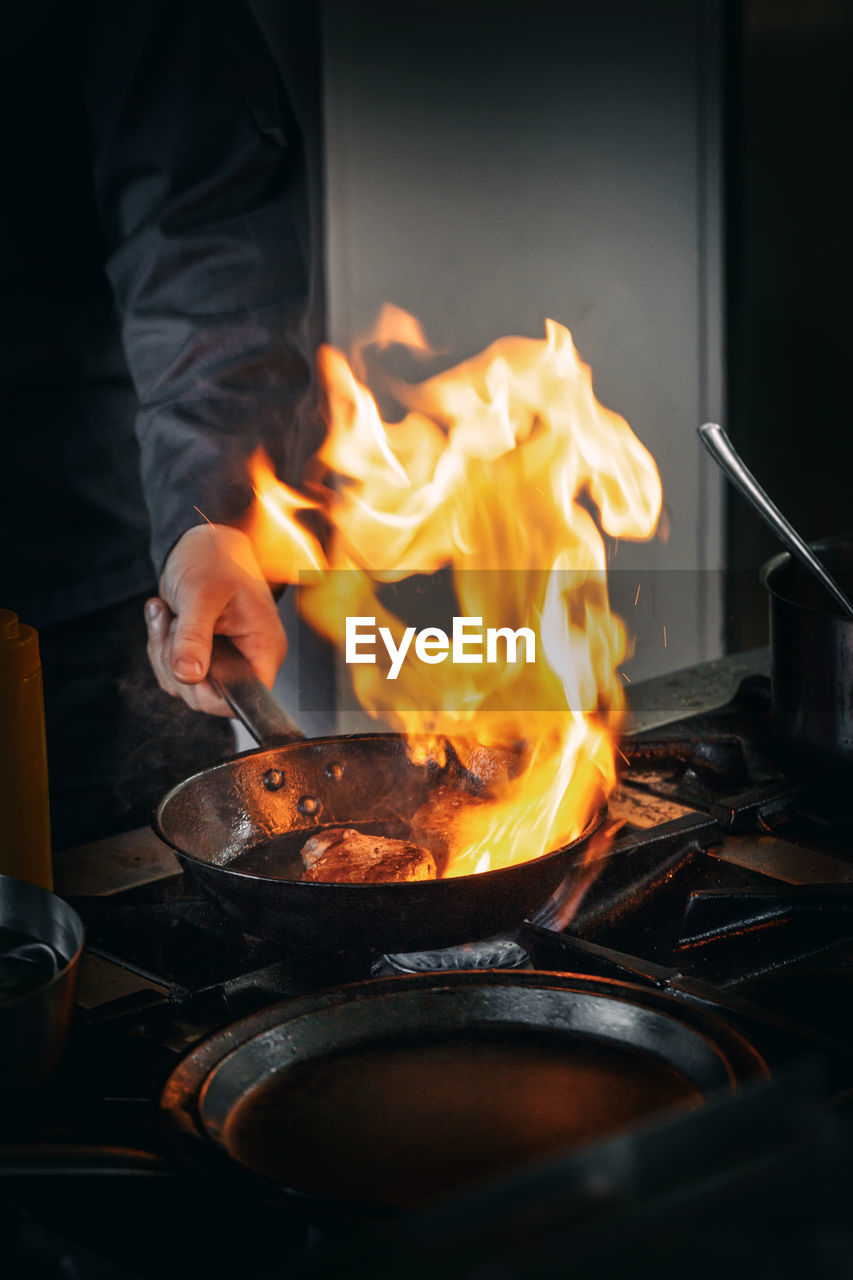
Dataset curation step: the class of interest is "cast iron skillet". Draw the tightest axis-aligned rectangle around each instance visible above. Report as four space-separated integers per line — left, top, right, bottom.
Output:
161 970 770 1214
153 641 607 953
0 971 769 1208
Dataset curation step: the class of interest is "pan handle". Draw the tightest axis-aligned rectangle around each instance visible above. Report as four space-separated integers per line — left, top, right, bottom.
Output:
208 636 305 747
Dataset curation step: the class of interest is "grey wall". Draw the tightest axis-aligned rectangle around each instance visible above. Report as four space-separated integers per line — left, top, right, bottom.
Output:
317 0 724 726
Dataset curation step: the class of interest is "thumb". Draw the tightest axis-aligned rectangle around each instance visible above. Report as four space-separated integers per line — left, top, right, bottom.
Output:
168 587 222 684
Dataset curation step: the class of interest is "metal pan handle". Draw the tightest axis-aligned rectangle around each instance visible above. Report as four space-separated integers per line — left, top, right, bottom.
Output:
208 636 305 747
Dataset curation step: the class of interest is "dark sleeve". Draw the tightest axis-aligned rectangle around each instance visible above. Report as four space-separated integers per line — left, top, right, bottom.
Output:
85 0 318 576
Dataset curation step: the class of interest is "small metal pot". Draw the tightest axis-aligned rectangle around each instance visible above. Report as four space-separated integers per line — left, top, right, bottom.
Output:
761 535 853 772
0 873 84 1100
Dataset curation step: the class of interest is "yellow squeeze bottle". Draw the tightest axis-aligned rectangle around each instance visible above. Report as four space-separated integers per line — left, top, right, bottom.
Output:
0 609 53 889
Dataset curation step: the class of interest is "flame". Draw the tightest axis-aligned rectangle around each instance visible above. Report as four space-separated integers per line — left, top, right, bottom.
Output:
350 301 438 381
243 453 326 582
243 310 661 876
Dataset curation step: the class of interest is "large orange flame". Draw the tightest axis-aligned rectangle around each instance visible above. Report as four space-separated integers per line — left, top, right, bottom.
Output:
244 310 661 876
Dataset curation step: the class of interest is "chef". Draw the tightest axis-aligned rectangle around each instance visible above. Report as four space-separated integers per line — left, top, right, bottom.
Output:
0 1 323 850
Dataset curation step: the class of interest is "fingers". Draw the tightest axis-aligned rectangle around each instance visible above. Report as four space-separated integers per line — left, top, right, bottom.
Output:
147 524 289 716
144 596 233 715
228 602 288 690
143 597 172 694
143 595 182 697
168 582 221 685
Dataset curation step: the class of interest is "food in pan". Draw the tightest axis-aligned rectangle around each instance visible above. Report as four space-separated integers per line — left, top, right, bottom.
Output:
300 828 437 883
410 785 486 870
450 741 517 792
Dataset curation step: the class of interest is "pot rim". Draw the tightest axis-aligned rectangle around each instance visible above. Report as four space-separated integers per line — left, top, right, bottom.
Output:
0 873 84 1013
760 533 853 619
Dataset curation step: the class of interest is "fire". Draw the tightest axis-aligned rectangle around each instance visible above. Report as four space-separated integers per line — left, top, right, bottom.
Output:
243 309 661 876
241 464 326 582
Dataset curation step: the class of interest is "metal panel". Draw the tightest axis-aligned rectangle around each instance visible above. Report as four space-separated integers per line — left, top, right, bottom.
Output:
321 0 725 726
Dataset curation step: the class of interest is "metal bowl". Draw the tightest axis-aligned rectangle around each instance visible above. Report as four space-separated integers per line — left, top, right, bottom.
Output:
0 873 84 1099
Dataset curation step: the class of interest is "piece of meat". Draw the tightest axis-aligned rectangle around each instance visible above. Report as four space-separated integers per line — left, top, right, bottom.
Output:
410 786 486 870
447 741 518 792
300 828 437 883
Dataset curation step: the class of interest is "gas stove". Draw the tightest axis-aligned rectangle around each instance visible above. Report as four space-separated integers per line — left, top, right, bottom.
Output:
4 651 853 1279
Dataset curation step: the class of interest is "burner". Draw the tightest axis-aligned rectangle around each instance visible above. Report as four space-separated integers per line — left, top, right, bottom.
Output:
374 936 532 976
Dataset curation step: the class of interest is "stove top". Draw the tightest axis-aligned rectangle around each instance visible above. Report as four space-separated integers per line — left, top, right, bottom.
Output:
5 654 853 1279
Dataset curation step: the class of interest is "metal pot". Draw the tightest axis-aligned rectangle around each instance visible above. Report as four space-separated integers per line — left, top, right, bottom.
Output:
761 535 853 772
0 873 84 1100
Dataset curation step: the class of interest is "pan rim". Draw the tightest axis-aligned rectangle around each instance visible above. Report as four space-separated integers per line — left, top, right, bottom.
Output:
153 731 608 890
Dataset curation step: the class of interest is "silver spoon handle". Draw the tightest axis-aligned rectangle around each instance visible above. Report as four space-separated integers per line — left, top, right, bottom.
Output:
698 422 853 620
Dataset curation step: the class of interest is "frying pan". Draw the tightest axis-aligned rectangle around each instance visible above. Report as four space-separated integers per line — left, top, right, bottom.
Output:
161 970 770 1212
153 641 606 953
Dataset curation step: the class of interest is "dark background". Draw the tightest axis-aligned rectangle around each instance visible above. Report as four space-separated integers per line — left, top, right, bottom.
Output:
725 0 853 648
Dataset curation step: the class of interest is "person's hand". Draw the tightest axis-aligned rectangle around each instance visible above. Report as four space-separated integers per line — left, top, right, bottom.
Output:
144 524 287 715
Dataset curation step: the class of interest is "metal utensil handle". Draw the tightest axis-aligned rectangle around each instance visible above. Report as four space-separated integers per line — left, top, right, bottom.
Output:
698 422 853 620
208 636 305 747
0 1144 175 1179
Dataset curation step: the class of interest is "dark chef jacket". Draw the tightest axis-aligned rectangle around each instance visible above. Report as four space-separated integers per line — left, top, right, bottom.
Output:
0 0 324 628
